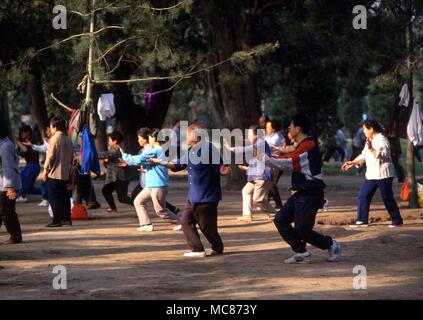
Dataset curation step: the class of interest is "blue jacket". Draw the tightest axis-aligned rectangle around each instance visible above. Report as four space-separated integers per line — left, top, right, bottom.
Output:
122 146 169 188
172 141 222 203
81 125 100 175
0 137 21 191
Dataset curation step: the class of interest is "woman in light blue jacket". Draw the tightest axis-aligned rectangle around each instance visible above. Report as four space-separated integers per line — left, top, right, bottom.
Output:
120 128 180 232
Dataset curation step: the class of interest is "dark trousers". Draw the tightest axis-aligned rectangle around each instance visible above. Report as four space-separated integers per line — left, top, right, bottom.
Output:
131 183 179 214
46 178 71 224
102 180 133 209
40 181 48 200
73 174 98 205
180 201 223 253
268 169 283 207
274 191 333 253
0 192 22 242
73 174 91 205
357 178 403 225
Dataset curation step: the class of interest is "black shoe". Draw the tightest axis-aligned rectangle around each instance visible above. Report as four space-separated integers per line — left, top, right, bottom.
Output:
46 222 62 228
210 250 223 256
61 220 73 226
88 202 101 210
3 238 23 245
174 208 181 216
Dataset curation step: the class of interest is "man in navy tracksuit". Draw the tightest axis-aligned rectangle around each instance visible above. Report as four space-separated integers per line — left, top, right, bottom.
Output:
266 114 341 264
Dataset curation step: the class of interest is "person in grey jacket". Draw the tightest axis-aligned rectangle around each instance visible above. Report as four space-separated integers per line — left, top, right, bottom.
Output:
0 124 23 244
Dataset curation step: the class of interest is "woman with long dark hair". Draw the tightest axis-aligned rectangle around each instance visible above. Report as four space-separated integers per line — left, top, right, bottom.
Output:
15 125 40 203
342 120 403 228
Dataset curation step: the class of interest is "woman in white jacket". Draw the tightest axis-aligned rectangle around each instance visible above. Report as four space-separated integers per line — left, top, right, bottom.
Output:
341 120 403 228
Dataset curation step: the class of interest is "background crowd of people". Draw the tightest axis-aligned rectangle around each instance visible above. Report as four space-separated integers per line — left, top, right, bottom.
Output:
0 111 408 263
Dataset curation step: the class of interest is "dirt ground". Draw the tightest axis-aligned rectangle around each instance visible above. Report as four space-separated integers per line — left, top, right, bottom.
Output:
1 172 422 300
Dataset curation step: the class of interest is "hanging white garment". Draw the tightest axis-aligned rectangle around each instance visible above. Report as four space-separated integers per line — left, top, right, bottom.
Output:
407 99 423 146
97 93 116 121
399 84 410 107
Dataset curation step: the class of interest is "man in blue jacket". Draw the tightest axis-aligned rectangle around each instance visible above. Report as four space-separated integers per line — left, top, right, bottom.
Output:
150 123 231 257
0 124 23 244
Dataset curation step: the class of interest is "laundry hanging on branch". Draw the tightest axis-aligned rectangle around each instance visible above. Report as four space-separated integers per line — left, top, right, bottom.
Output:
144 91 156 116
97 93 116 121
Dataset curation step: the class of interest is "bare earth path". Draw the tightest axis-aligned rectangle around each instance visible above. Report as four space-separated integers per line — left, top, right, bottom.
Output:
1 173 422 299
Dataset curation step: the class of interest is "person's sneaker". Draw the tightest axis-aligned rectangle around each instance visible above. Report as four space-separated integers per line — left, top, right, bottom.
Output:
105 208 118 213
46 222 62 228
173 208 181 216
183 251 206 258
284 252 312 264
349 221 368 228
210 250 223 256
61 220 72 226
173 224 182 231
16 196 27 203
137 224 154 232
237 215 252 222
328 240 341 262
388 223 403 228
267 213 276 219
37 199 49 207
322 198 329 212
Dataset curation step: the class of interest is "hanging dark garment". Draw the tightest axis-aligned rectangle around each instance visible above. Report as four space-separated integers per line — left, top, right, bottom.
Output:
387 95 413 139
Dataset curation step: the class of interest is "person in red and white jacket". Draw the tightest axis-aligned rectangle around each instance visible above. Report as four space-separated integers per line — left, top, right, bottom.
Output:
265 114 341 264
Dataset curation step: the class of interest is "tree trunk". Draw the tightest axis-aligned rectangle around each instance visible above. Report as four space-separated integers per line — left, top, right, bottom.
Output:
111 61 144 154
206 11 261 130
27 65 49 133
94 114 108 152
406 0 418 208
146 79 174 129
110 62 175 153
205 1 261 190
0 92 11 134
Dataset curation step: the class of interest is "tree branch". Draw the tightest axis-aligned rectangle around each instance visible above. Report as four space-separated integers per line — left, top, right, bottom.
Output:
50 93 75 112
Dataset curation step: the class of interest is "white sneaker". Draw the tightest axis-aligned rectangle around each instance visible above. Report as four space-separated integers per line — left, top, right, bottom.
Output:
137 224 154 232
328 240 341 262
16 196 27 203
349 221 368 228
388 223 403 228
37 200 49 207
284 252 312 264
173 224 182 231
237 215 252 222
322 198 329 212
183 251 206 258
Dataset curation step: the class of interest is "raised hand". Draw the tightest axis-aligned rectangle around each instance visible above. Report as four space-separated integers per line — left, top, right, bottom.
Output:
148 157 161 164
6 188 17 200
219 165 231 176
341 161 354 172
21 140 32 147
